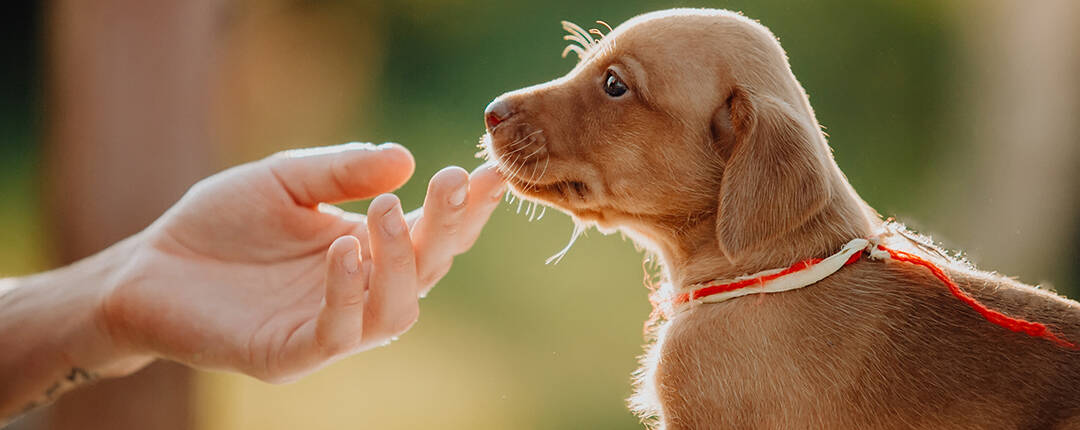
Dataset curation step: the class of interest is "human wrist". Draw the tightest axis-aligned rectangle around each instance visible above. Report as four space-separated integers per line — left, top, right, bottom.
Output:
80 234 157 376
15 238 151 376
0 234 152 418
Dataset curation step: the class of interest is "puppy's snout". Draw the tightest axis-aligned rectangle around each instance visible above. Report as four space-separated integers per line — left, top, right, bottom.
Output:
484 97 516 130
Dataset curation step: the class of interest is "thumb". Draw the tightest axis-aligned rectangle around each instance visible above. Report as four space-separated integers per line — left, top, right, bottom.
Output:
268 142 415 207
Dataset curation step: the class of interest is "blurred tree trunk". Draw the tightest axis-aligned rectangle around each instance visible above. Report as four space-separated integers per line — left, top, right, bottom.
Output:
938 0 1080 293
211 2 382 162
38 0 226 428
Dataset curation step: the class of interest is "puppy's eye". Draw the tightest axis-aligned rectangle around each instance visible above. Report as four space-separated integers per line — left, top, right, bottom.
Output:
603 71 628 98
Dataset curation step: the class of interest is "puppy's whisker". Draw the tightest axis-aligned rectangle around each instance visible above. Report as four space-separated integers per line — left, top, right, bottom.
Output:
498 144 529 159
563 34 590 49
525 155 544 185
501 129 543 157
521 144 545 163
504 155 521 180
562 20 595 46
562 44 585 59
527 159 549 192
502 136 532 153
561 20 601 60
508 153 529 178
503 124 538 146
537 156 550 181
511 138 532 149
545 222 586 265
508 127 540 147
515 142 543 175
528 155 541 177
474 146 490 160
595 20 613 34
507 157 533 192
501 142 531 157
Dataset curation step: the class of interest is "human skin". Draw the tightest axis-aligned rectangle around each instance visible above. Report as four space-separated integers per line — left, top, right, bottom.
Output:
0 142 505 420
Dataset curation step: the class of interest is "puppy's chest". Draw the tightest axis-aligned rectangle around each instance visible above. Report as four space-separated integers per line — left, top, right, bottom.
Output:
648 300 880 426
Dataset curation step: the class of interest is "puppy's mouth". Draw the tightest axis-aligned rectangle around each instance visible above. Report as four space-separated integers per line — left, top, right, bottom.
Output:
480 132 593 206
511 174 591 202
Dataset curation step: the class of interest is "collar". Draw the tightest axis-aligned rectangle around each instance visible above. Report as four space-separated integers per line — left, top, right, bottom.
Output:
663 237 1075 349
673 238 871 307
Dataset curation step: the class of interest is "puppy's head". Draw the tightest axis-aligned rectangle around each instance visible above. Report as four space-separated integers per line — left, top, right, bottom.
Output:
483 9 840 260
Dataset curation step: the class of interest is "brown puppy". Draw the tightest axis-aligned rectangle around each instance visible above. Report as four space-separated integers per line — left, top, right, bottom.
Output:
481 8 1080 430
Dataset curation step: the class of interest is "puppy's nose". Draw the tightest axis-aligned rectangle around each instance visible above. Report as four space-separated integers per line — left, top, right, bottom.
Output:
484 98 515 130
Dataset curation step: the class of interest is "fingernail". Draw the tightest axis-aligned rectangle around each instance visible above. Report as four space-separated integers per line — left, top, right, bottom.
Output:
348 142 376 151
382 203 405 236
377 142 397 150
342 249 359 273
471 161 496 175
449 184 468 207
492 185 508 201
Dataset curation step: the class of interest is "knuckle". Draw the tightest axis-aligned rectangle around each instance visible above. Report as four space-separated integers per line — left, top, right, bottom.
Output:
257 369 296 385
264 152 296 173
329 158 355 194
390 254 414 271
457 236 480 253
319 339 350 358
392 305 420 334
418 273 438 288
419 261 453 287
314 322 363 358
440 221 462 236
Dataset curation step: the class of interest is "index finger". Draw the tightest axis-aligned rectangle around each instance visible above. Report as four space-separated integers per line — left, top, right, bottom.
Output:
453 163 506 252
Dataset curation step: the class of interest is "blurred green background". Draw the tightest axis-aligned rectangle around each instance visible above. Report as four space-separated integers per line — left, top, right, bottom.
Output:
3 1 1079 429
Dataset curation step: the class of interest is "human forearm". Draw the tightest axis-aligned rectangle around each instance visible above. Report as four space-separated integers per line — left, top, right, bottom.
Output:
0 236 150 421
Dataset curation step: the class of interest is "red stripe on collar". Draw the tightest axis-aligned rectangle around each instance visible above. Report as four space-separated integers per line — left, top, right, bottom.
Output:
664 239 1075 349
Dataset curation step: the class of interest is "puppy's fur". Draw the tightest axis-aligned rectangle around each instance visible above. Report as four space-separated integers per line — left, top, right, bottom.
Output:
483 9 1080 429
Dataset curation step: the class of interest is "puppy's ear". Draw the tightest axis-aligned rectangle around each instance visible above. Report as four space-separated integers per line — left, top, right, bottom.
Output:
715 86 830 261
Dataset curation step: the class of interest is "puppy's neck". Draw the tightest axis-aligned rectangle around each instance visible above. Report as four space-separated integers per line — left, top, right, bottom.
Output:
646 178 878 291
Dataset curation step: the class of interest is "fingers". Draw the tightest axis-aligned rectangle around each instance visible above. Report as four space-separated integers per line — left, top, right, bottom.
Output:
411 163 505 294
268 143 416 207
314 236 368 355
267 164 503 382
457 163 507 251
285 213 418 377
271 235 368 381
411 167 470 291
363 194 420 340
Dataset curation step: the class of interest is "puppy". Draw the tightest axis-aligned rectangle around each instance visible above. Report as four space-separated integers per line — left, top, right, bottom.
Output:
481 8 1080 430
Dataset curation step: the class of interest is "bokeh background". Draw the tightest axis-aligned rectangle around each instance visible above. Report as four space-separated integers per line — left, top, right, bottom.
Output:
3 1 1079 429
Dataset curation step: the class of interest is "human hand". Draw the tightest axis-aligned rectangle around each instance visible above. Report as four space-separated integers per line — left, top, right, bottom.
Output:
99 143 504 382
